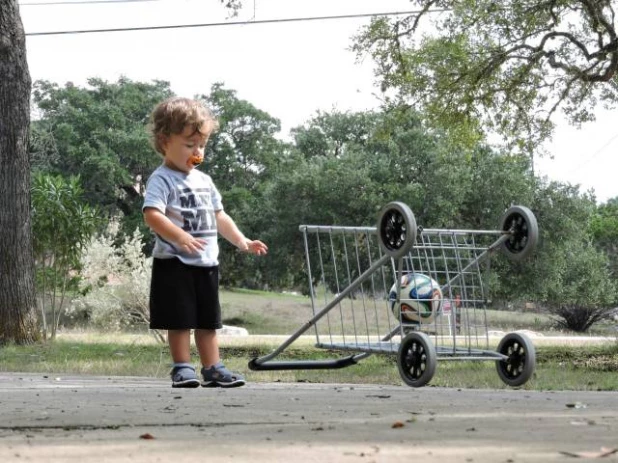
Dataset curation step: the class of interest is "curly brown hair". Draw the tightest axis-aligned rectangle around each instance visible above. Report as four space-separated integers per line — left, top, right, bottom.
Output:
150 97 219 155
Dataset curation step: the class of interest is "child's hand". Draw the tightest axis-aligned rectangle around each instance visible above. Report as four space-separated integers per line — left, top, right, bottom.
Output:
239 239 268 256
176 232 207 254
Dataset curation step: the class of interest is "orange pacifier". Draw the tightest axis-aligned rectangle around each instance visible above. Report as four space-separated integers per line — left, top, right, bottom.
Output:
188 154 204 167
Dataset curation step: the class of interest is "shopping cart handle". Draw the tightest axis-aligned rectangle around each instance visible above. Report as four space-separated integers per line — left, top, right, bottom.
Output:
248 355 359 371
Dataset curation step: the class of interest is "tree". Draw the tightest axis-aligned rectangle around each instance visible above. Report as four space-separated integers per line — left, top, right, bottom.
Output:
486 179 618 331
198 84 285 288
287 107 534 230
546 240 617 332
590 196 618 278
31 79 284 289
31 77 173 239
0 1 38 344
200 83 282 192
354 1 618 156
263 107 533 291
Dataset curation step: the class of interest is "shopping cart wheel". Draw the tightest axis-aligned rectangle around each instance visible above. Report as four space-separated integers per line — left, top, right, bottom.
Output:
495 332 536 387
378 202 417 259
499 205 539 261
397 332 436 388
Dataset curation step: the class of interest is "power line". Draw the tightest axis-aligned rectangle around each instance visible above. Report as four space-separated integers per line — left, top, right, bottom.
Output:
25 9 446 36
568 130 618 173
20 0 160 5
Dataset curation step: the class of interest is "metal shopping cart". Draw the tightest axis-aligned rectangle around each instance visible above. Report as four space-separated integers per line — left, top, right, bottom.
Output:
249 202 539 388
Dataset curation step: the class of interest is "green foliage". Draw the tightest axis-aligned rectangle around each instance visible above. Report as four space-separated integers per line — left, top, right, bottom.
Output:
263 107 537 291
488 181 617 331
353 1 618 154
31 77 173 240
494 181 594 303
200 83 282 187
26 75 618 333
542 196 618 332
458 147 534 228
31 173 101 339
533 183 616 314
590 197 618 278
196 83 286 288
545 239 617 332
29 78 286 290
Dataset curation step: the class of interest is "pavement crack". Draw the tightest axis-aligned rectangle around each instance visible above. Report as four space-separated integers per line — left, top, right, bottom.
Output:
0 421 291 432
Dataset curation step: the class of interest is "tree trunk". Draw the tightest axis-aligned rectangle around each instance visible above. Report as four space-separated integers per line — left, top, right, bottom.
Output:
0 1 38 344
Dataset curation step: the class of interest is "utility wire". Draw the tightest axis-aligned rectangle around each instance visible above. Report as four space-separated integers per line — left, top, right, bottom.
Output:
21 0 160 5
25 9 446 36
567 130 618 173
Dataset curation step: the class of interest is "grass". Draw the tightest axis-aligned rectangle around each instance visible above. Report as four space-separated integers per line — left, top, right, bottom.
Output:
218 288 616 338
2 288 617 390
1 339 617 391
220 288 312 335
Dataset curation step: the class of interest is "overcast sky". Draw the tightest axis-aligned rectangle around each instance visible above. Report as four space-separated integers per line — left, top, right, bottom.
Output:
20 0 618 203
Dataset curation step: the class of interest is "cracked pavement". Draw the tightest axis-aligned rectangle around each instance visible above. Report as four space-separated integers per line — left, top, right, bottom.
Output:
0 373 617 462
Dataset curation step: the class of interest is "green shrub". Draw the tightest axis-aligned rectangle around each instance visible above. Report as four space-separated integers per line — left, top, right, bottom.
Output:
32 173 101 339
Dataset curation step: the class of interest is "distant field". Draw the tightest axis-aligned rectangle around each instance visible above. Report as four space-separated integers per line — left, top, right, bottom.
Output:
217 288 616 339
53 287 616 347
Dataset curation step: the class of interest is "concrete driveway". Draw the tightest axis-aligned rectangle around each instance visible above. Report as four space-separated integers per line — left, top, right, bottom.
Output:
0 373 617 462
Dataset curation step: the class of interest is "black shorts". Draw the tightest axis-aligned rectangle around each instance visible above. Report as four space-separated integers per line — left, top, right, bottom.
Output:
149 258 222 330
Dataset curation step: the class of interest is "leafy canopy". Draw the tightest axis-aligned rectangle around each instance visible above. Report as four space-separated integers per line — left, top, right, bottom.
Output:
354 0 618 155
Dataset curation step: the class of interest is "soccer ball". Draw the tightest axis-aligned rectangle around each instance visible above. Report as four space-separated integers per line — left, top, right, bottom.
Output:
388 273 443 324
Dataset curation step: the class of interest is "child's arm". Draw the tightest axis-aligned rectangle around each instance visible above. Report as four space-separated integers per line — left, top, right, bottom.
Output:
144 207 206 255
215 210 268 256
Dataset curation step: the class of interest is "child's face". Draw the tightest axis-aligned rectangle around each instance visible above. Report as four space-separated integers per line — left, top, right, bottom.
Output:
161 125 209 173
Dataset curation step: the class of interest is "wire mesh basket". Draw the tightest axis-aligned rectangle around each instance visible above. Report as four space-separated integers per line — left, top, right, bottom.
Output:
250 202 539 387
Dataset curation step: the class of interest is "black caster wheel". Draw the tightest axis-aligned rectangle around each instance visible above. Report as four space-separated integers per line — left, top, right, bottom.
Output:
499 205 539 261
378 202 417 259
397 331 436 387
495 332 536 387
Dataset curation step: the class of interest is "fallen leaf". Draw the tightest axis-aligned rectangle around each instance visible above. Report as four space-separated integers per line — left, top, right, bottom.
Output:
565 402 587 409
139 433 155 440
391 421 405 428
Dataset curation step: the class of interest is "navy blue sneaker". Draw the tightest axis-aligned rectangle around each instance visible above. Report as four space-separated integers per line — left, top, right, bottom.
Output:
201 362 246 388
170 364 200 388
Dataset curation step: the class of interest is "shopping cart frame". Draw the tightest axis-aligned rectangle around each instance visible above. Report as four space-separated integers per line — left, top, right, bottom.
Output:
249 202 539 387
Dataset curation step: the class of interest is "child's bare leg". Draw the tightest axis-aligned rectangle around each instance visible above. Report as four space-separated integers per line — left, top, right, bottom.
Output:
195 329 220 368
167 329 192 363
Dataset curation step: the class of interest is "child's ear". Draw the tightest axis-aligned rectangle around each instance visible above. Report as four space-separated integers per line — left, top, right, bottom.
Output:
158 134 169 152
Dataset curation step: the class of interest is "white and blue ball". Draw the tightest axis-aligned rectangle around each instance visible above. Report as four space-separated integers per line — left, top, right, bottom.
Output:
389 273 443 324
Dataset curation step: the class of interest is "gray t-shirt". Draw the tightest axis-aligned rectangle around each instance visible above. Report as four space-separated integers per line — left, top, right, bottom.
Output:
143 164 223 267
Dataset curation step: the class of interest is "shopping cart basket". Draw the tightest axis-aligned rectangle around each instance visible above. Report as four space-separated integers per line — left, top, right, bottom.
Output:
249 202 539 387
